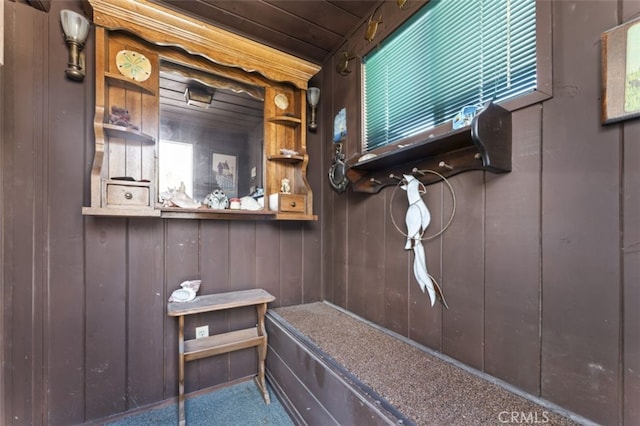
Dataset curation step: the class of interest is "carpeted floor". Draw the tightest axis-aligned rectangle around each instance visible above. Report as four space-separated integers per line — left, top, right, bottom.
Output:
274 302 591 426
103 380 293 426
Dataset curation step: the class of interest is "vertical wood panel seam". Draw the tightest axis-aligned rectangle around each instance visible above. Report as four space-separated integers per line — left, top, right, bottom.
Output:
345 194 349 309
438 182 445 350
482 172 487 373
617 3 624 422
0 18 5 426
538 103 544 399
162 219 169 399
617 36 625 422
301 223 305 304
125 219 130 410
82 219 88 423
618 120 625 426
39 10 50 425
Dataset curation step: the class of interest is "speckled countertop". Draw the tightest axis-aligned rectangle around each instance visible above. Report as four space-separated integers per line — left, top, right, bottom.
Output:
274 302 585 426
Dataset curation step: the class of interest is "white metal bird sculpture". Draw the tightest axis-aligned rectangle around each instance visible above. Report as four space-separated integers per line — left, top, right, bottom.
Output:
401 175 448 309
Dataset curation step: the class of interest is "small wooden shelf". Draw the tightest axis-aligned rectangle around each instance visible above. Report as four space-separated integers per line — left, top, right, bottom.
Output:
346 102 512 193
160 207 277 220
103 123 156 144
168 289 275 425
105 72 156 95
267 115 302 126
183 328 263 361
275 213 318 221
81 206 162 217
267 154 304 162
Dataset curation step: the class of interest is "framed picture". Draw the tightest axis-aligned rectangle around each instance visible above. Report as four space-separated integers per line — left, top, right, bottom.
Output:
601 16 640 124
212 153 237 198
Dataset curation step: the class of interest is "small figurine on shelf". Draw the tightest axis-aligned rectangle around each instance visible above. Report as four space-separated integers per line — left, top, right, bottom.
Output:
280 178 291 194
109 105 139 130
160 182 200 209
168 279 201 303
203 188 229 210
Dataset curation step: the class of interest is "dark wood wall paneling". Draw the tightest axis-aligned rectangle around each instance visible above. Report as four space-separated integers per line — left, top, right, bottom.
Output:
1 1 322 424
321 1 640 425
2 2 45 422
619 3 640 425
3 0 640 425
540 1 621 422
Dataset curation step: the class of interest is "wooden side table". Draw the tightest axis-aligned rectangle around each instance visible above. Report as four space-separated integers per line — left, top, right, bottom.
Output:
168 288 276 426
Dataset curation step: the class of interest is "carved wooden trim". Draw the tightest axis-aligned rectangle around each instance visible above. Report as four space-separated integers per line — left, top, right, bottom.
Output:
87 0 320 89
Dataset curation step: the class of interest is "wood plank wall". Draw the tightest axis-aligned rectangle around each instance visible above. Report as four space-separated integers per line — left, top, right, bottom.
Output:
1 1 322 424
320 1 640 425
2 1 640 426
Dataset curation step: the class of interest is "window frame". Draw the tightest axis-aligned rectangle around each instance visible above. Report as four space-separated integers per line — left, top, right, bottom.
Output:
358 0 552 156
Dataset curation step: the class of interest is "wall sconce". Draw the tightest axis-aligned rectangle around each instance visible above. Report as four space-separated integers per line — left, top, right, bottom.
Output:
184 87 214 108
60 9 91 81
307 87 320 131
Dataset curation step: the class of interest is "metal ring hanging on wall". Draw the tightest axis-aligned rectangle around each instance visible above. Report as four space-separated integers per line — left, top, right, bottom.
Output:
328 158 349 193
389 169 457 241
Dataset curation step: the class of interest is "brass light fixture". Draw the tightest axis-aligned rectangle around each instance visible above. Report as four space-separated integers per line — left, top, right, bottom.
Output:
307 87 320 131
365 5 383 42
336 50 356 76
60 9 91 81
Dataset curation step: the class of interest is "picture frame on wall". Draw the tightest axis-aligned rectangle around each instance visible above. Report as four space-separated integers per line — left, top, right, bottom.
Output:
212 153 237 199
601 16 640 124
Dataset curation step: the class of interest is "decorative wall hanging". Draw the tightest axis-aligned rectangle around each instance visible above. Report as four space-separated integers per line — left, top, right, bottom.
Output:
390 170 457 308
212 153 237 199
328 108 349 193
333 108 347 142
116 50 152 82
274 93 289 110
329 143 348 193
601 15 640 124
336 50 356 76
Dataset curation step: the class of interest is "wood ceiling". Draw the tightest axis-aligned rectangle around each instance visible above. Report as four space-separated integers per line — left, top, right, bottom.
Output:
150 0 384 64
150 1 384 133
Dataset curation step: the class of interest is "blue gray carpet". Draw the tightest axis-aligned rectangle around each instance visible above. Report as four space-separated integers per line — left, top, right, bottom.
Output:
105 381 293 426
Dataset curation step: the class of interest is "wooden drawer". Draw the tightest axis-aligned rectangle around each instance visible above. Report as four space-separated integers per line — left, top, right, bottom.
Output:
278 194 305 213
106 183 150 207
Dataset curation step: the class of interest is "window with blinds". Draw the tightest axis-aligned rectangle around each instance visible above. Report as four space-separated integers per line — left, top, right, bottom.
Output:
363 0 537 152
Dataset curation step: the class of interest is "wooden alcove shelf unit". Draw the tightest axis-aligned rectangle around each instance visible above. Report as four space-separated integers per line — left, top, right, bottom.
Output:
82 0 320 221
345 102 512 193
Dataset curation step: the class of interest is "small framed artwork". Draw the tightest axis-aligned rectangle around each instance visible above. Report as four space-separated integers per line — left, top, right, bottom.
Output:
212 153 237 198
601 16 640 124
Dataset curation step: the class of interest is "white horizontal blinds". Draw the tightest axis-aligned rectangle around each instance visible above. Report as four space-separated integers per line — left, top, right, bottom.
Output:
363 0 536 151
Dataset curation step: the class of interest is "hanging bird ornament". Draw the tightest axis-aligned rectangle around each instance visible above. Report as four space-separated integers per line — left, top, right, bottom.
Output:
401 175 449 309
